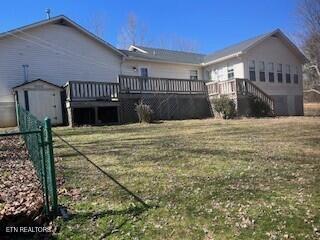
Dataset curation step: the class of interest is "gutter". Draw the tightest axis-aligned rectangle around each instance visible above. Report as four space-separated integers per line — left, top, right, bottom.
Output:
125 56 203 67
201 52 243 66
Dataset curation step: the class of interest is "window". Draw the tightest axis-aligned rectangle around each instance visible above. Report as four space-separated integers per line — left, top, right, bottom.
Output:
211 69 218 81
206 70 212 81
268 62 274 82
286 64 291 83
259 61 265 82
227 65 234 79
190 70 198 80
140 67 148 77
249 60 256 81
294 66 299 84
277 63 283 83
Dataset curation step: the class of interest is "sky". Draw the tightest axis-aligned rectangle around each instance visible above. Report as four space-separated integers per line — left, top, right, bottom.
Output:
0 0 301 53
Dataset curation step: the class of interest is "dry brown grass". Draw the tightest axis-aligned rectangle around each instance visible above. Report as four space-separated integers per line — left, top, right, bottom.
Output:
304 103 320 116
53 117 320 239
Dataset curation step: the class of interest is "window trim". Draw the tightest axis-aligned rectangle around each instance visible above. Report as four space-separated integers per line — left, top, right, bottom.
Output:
268 62 274 83
249 60 256 81
190 70 198 80
277 63 283 83
259 61 265 82
286 64 291 83
140 67 149 77
227 65 234 80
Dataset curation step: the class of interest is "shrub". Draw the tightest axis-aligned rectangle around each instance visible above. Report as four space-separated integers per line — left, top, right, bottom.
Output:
135 100 153 123
212 96 236 119
248 95 271 117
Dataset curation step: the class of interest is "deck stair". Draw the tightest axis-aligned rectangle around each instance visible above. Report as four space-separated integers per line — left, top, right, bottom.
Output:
206 78 275 115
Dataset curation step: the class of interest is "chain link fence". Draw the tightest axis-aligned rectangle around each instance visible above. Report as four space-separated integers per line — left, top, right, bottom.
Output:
0 105 58 216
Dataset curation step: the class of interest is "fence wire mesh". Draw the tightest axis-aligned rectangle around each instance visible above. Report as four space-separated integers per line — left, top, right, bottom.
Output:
16 105 58 215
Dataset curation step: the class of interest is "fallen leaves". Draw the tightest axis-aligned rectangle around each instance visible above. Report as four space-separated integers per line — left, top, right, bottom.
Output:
0 136 44 226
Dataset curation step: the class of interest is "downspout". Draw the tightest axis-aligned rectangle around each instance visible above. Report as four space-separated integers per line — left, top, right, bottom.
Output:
22 64 29 82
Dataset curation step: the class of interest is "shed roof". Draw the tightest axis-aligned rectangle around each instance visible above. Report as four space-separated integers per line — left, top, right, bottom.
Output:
13 79 62 90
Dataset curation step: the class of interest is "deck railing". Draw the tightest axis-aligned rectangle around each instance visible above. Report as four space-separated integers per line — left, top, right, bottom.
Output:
206 78 274 111
65 76 208 101
118 75 207 94
206 79 237 97
236 78 274 111
65 81 120 101
65 77 273 112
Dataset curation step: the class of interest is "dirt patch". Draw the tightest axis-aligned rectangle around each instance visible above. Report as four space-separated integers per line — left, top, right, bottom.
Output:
0 136 44 228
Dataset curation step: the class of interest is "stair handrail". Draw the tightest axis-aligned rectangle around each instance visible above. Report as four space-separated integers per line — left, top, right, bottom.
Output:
236 78 275 112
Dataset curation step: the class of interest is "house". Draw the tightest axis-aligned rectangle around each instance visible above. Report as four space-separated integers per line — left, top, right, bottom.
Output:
0 15 307 127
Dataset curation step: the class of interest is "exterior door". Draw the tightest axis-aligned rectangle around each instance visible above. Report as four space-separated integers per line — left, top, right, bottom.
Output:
28 90 62 125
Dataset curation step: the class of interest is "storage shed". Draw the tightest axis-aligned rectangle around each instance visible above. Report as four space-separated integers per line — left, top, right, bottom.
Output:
13 79 64 125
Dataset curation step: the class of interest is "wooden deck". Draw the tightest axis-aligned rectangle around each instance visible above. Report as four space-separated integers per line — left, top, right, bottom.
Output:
118 75 207 94
64 76 275 123
65 76 208 102
206 78 275 112
65 81 120 101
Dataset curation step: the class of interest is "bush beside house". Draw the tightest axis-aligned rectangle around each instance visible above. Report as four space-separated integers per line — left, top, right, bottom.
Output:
211 96 236 119
248 95 272 117
135 101 153 123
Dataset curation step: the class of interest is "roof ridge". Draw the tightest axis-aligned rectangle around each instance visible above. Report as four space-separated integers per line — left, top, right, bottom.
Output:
206 31 272 57
135 45 205 55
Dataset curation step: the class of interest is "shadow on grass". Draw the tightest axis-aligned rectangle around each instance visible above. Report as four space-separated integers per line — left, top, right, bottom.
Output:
69 204 151 239
53 131 149 208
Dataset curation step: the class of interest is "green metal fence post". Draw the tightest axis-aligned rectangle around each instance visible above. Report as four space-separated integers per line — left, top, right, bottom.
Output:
44 117 58 214
40 127 50 215
15 101 20 127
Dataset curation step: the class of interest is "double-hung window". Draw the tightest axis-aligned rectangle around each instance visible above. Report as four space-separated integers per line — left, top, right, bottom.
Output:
259 61 265 82
277 64 283 83
249 60 256 81
294 66 299 84
268 62 274 82
140 67 148 77
190 70 198 80
227 65 234 79
286 64 291 83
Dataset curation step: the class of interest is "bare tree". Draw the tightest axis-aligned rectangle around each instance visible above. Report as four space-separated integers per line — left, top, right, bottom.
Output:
88 12 107 38
118 13 199 52
117 13 150 48
297 0 320 88
157 34 199 52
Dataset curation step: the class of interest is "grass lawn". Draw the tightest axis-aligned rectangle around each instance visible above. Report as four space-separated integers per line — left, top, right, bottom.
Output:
305 103 320 116
53 117 320 239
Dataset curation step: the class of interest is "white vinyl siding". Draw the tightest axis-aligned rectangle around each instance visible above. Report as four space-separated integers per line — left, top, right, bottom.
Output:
122 60 203 80
0 22 122 104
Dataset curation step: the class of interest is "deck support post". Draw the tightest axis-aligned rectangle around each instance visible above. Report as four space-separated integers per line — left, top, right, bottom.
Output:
67 104 74 127
94 107 99 125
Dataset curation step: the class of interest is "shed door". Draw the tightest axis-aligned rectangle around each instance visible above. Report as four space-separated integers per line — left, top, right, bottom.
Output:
28 90 62 125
